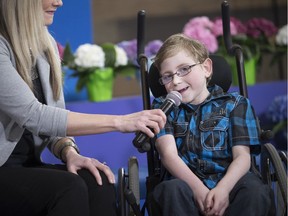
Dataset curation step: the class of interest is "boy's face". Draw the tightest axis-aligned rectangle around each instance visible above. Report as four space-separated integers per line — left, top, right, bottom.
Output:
160 50 212 105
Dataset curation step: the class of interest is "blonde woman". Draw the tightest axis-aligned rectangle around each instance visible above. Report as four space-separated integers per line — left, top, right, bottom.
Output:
0 0 166 215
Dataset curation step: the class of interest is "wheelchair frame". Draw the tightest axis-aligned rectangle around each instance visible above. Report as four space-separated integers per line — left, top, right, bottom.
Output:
118 1 287 216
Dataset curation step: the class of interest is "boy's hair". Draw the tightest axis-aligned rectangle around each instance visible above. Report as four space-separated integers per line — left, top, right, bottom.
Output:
154 33 209 69
0 0 62 100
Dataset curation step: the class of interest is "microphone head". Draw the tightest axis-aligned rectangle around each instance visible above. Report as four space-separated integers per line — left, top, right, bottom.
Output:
166 91 182 106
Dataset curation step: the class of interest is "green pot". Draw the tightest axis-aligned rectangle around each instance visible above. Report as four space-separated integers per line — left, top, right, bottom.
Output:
226 56 258 86
86 68 114 102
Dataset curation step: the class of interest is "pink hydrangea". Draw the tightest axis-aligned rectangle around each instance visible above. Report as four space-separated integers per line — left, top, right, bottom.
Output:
230 17 247 34
57 42 64 60
183 16 218 53
212 17 238 37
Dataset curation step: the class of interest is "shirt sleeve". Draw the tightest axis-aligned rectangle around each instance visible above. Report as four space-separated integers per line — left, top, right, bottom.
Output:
229 96 261 155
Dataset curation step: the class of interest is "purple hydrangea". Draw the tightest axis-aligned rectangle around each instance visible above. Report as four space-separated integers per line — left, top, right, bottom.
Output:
117 39 138 65
266 95 287 123
145 40 163 58
246 18 278 39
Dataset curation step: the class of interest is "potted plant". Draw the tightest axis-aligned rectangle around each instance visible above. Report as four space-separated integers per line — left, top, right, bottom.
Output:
62 42 136 102
182 16 287 86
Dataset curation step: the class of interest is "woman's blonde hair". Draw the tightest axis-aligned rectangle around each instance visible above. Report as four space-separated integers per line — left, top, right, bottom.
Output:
0 0 62 100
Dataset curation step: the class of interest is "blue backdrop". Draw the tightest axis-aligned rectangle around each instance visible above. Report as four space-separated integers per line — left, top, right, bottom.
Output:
48 0 93 101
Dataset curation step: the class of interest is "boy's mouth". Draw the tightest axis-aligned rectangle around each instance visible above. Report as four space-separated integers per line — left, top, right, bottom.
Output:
178 86 189 94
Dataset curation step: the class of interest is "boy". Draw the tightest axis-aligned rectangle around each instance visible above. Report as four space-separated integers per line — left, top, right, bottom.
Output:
150 33 273 216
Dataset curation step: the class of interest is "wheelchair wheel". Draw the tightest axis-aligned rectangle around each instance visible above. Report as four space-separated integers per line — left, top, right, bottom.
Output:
118 167 128 216
128 156 140 215
261 143 287 216
278 150 287 169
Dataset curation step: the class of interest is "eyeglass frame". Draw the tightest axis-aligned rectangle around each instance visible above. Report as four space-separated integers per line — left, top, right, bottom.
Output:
158 62 201 85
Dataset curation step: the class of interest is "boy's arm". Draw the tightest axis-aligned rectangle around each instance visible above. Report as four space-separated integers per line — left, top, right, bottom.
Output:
217 145 251 192
205 145 251 215
156 134 210 213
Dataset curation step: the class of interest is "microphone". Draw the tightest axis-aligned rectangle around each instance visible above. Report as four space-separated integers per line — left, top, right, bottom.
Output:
133 91 182 152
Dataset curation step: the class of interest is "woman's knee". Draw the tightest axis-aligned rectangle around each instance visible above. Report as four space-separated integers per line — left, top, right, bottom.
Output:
66 172 89 194
77 169 118 216
52 170 89 200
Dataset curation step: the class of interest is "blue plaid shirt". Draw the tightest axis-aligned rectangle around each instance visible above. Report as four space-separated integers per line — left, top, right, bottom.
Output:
152 85 261 189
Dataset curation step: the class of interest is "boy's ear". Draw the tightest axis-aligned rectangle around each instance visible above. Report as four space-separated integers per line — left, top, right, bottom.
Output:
203 58 213 77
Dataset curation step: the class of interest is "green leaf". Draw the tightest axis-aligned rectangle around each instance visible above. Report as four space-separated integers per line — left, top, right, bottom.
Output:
101 43 116 68
76 75 89 92
114 65 137 78
62 43 75 67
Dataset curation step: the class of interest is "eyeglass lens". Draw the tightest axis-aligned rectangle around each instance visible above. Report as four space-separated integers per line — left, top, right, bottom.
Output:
159 63 199 85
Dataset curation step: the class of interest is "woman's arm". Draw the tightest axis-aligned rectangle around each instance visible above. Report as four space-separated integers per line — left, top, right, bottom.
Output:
66 109 166 138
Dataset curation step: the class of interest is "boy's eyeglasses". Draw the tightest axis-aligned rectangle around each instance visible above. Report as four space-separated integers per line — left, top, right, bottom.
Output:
159 63 200 85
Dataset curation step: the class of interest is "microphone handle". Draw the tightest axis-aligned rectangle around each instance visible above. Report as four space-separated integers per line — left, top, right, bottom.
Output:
133 131 151 151
159 99 174 114
133 100 175 151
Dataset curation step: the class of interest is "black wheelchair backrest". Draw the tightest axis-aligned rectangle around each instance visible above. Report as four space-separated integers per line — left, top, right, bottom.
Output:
148 54 232 98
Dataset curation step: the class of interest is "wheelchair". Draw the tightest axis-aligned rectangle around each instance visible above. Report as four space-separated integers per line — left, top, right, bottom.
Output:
117 1 287 216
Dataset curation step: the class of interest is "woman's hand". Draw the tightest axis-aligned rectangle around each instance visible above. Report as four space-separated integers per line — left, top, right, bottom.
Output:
117 109 166 137
64 147 115 185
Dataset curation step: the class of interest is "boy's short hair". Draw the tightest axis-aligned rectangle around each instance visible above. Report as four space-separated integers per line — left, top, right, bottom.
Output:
153 33 212 83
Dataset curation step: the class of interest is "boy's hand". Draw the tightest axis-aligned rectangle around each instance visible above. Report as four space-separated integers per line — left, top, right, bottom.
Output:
204 186 229 216
192 184 210 214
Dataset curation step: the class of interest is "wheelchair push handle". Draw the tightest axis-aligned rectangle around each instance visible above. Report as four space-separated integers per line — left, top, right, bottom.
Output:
221 0 248 98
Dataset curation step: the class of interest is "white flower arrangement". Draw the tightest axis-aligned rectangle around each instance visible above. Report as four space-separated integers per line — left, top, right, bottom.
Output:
114 46 128 67
73 43 129 70
74 43 105 68
62 42 137 92
276 24 288 46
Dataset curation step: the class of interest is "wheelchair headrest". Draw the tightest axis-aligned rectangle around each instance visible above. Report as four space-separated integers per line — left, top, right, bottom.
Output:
148 54 232 98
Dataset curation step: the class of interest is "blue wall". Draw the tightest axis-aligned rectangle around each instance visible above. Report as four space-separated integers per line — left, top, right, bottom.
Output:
48 0 93 101
48 0 93 50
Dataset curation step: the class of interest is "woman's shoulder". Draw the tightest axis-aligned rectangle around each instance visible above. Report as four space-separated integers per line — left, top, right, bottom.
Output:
0 35 15 63
0 35 7 47
0 35 10 46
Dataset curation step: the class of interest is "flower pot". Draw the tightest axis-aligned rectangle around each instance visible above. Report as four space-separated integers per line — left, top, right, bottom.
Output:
86 68 114 102
225 56 258 86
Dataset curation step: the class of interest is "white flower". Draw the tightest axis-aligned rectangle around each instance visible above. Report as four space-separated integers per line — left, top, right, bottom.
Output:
114 46 128 67
74 43 105 68
276 24 288 46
